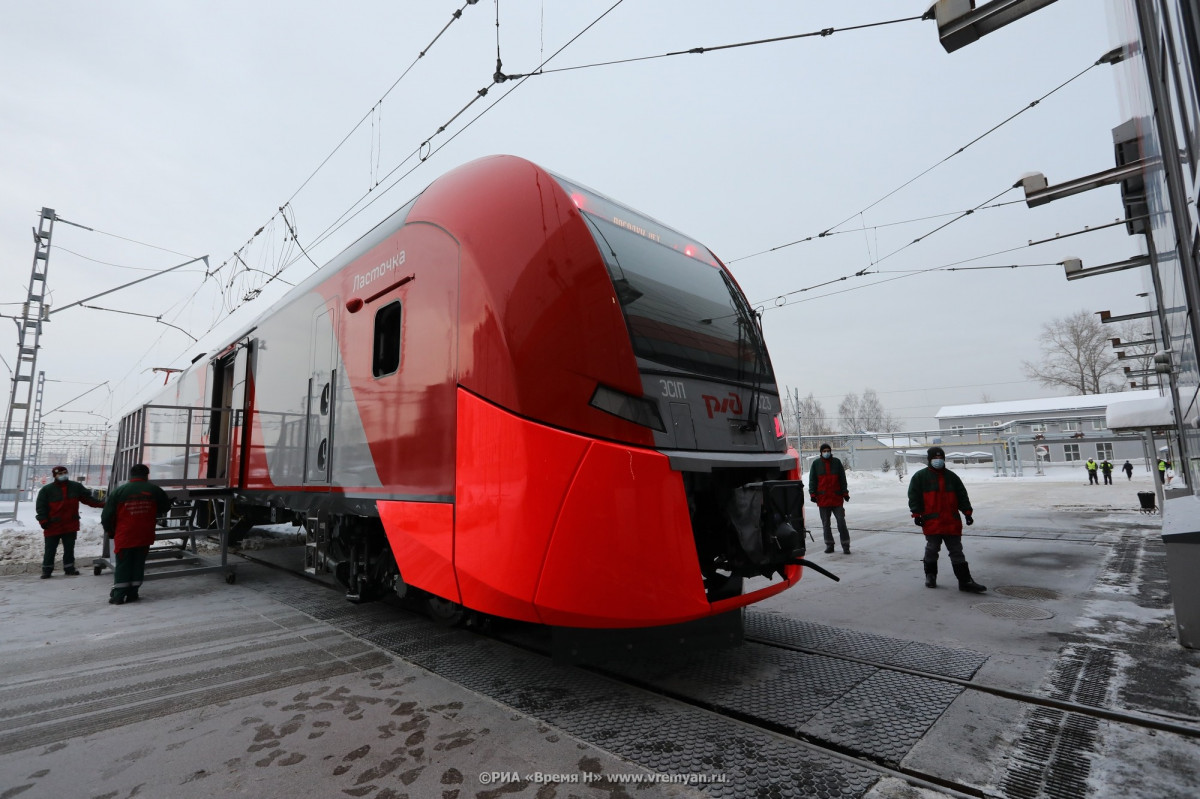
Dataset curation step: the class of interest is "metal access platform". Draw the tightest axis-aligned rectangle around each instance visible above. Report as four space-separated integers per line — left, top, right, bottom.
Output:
92 403 240 585
91 487 237 583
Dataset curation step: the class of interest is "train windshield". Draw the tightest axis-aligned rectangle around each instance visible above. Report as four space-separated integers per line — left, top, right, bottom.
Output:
556 177 774 384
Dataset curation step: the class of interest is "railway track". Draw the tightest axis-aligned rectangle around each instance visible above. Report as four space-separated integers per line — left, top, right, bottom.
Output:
240 555 1198 799
743 616 1200 737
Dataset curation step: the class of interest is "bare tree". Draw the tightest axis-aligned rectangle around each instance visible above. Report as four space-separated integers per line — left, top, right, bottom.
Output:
1022 310 1122 394
1113 320 1157 385
859 388 900 432
839 392 863 433
798 393 834 438
840 388 900 433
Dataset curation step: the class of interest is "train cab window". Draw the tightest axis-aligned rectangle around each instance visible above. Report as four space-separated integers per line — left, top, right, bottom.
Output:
373 301 402 377
557 175 773 385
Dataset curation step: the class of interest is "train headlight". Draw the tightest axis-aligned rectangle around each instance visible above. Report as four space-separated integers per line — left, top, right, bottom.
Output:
589 384 667 432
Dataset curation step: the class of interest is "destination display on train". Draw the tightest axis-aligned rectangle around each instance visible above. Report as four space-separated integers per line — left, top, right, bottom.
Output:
556 176 719 268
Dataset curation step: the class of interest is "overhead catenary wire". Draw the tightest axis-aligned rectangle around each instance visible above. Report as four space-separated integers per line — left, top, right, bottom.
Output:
76 304 199 342
279 204 320 271
136 0 630 389
314 0 629 236
206 6 928 323
865 184 1019 269
497 13 927 78
729 54 1112 264
135 6 987 355
11 212 217 418
202 0 484 296
218 0 631 321
282 0 483 209
736 198 1029 253
51 246 207 273
871 262 1061 273
46 255 209 317
43 381 110 417
12 214 209 408
749 183 1022 311
78 226 197 259
756 241 1042 310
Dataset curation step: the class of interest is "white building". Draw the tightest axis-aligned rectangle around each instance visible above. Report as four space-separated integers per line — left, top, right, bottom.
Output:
936 391 1166 469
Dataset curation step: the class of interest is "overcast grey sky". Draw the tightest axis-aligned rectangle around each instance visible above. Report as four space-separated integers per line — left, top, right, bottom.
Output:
1 0 1147 433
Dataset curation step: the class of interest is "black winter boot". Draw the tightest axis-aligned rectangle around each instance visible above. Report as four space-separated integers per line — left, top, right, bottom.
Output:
923 561 937 588
953 562 987 593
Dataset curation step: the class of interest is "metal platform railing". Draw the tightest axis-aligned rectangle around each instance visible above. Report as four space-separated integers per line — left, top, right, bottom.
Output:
92 487 237 584
95 403 243 584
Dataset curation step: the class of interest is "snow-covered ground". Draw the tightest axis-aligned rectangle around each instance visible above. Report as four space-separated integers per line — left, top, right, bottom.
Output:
818 461 1166 522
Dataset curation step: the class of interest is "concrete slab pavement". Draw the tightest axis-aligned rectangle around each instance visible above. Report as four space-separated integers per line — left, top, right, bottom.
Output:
0 565 702 799
763 468 1200 798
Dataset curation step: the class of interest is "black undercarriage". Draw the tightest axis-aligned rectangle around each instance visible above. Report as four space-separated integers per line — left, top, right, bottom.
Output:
683 470 808 602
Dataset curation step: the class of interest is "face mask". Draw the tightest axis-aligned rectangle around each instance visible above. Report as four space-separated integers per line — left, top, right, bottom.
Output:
821 452 831 459
55 474 67 482
931 459 945 469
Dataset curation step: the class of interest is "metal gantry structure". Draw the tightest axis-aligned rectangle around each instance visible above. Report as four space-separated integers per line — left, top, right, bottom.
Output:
23 371 46 497
0 208 56 522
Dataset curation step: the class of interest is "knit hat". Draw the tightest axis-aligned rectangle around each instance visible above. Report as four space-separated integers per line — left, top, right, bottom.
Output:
927 446 945 461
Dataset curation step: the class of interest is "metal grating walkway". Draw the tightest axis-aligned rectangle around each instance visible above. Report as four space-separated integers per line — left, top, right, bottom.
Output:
248 577 1002 795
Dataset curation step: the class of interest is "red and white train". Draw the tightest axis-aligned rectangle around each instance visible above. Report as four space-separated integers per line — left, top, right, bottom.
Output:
120 155 813 628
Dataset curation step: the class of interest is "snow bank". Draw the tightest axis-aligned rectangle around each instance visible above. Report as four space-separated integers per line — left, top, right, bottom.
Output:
0 504 106 575
1106 394 1173 430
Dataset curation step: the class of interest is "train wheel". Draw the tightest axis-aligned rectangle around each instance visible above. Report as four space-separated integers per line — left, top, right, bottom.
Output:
426 596 468 627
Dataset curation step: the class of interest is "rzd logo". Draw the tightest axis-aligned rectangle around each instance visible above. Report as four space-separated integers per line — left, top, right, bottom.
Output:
702 392 742 419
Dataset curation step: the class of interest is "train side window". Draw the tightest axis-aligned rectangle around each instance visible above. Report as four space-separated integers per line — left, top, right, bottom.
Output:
373 301 402 377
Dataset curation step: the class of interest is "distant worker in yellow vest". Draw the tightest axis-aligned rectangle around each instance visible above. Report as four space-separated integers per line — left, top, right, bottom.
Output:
1085 458 1099 485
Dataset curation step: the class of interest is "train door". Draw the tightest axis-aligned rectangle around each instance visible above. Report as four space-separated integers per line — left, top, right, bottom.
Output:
305 305 338 484
207 353 236 482
207 338 252 487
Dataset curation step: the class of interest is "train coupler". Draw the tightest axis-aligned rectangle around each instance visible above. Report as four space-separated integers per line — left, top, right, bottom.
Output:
791 558 840 582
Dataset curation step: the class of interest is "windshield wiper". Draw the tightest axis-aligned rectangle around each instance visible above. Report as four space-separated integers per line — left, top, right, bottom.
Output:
721 272 768 431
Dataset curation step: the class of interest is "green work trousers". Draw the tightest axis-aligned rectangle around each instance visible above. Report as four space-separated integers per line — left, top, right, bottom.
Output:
111 547 149 601
42 533 77 575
